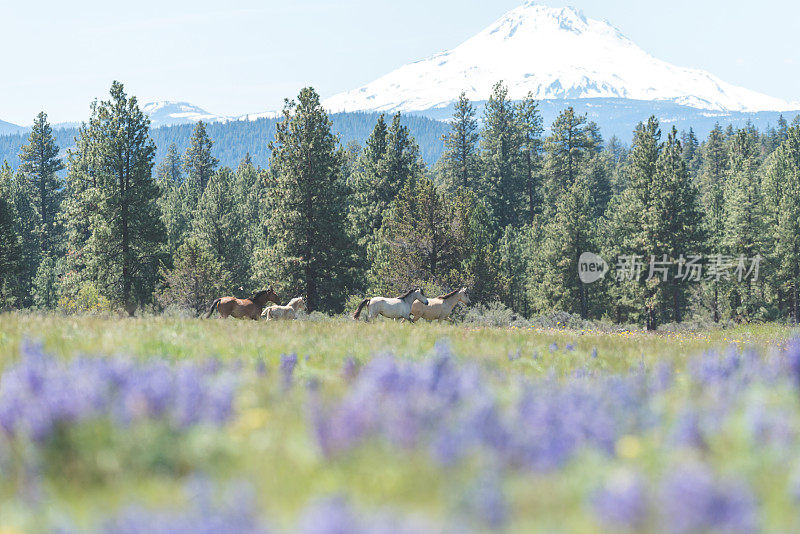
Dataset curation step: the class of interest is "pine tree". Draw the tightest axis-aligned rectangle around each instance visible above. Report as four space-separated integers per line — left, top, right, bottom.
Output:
158 143 183 184
462 199 502 304
516 92 544 222
480 82 524 228
234 154 265 262
156 143 189 256
497 225 530 314
600 117 661 328
586 148 613 219
440 92 480 192
605 136 629 195
6 166 38 306
191 167 250 284
62 81 166 314
32 255 60 309
721 128 765 321
19 112 65 257
763 126 800 323
777 115 789 144
183 121 218 209
529 173 594 318
257 88 355 312
542 107 596 213
384 113 425 200
656 127 705 323
368 177 472 293
155 237 231 315
348 115 388 245
349 114 422 247
697 124 729 321
681 128 701 178
0 165 22 308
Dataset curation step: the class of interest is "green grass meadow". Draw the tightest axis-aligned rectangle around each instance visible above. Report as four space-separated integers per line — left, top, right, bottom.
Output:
0 313 797 533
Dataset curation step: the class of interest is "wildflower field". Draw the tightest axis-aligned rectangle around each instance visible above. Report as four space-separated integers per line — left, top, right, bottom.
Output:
0 314 798 533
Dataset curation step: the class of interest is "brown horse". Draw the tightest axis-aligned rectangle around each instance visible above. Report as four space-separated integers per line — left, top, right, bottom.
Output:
205 288 280 320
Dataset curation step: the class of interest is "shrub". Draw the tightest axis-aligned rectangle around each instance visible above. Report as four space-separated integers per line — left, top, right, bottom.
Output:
463 301 520 327
58 282 112 315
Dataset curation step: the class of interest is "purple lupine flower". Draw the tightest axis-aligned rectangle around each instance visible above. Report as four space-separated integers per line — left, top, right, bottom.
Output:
0 342 239 442
508 348 521 361
591 347 598 359
462 473 508 529
786 339 800 389
297 497 432 534
342 357 359 381
592 471 648 529
566 343 576 352
99 479 268 534
659 463 757 534
670 410 705 450
280 353 298 389
297 497 360 534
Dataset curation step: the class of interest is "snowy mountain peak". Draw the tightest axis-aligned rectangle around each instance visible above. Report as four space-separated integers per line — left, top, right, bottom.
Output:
505 2 589 34
324 2 796 114
141 101 229 128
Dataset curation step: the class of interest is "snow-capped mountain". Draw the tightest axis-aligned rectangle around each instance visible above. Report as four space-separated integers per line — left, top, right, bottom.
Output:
141 101 230 128
324 1 797 114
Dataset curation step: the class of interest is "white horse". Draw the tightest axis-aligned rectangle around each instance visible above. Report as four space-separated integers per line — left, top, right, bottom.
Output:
261 297 305 320
411 287 471 323
353 288 429 322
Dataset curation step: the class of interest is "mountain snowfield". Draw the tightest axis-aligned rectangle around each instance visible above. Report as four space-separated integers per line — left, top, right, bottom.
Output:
140 101 231 128
324 1 797 114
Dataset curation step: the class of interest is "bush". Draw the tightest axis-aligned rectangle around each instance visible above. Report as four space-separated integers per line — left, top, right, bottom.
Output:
58 282 112 315
463 302 521 327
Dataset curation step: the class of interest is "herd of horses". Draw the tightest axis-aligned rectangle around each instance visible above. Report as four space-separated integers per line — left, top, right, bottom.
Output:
205 286 471 323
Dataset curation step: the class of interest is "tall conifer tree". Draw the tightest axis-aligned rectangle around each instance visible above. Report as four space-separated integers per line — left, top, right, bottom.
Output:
722 128 765 320
183 121 218 209
480 82 523 228
763 127 800 323
517 92 544 222
19 112 64 257
62 81 166 314
258 88 355 312
441 92 480 192
542 107 596 212
0 164 22 307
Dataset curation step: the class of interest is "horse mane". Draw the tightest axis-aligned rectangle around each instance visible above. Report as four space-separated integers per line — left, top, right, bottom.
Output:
396 288 416 300
436 288 461 300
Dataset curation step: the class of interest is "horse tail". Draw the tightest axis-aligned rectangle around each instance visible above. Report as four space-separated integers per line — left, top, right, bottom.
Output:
205 298 222 318
353 298 370 320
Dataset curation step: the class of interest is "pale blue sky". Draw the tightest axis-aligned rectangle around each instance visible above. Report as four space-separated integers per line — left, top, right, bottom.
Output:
1 0 798 125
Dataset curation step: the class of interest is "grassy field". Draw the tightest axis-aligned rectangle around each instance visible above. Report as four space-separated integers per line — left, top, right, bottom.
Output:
0 313 798 533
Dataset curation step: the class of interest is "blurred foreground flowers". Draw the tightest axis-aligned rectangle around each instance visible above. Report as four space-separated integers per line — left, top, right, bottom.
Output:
1 339 800 532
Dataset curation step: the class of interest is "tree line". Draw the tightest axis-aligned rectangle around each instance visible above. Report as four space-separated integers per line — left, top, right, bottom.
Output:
1 81 799 327
0 112 449 171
